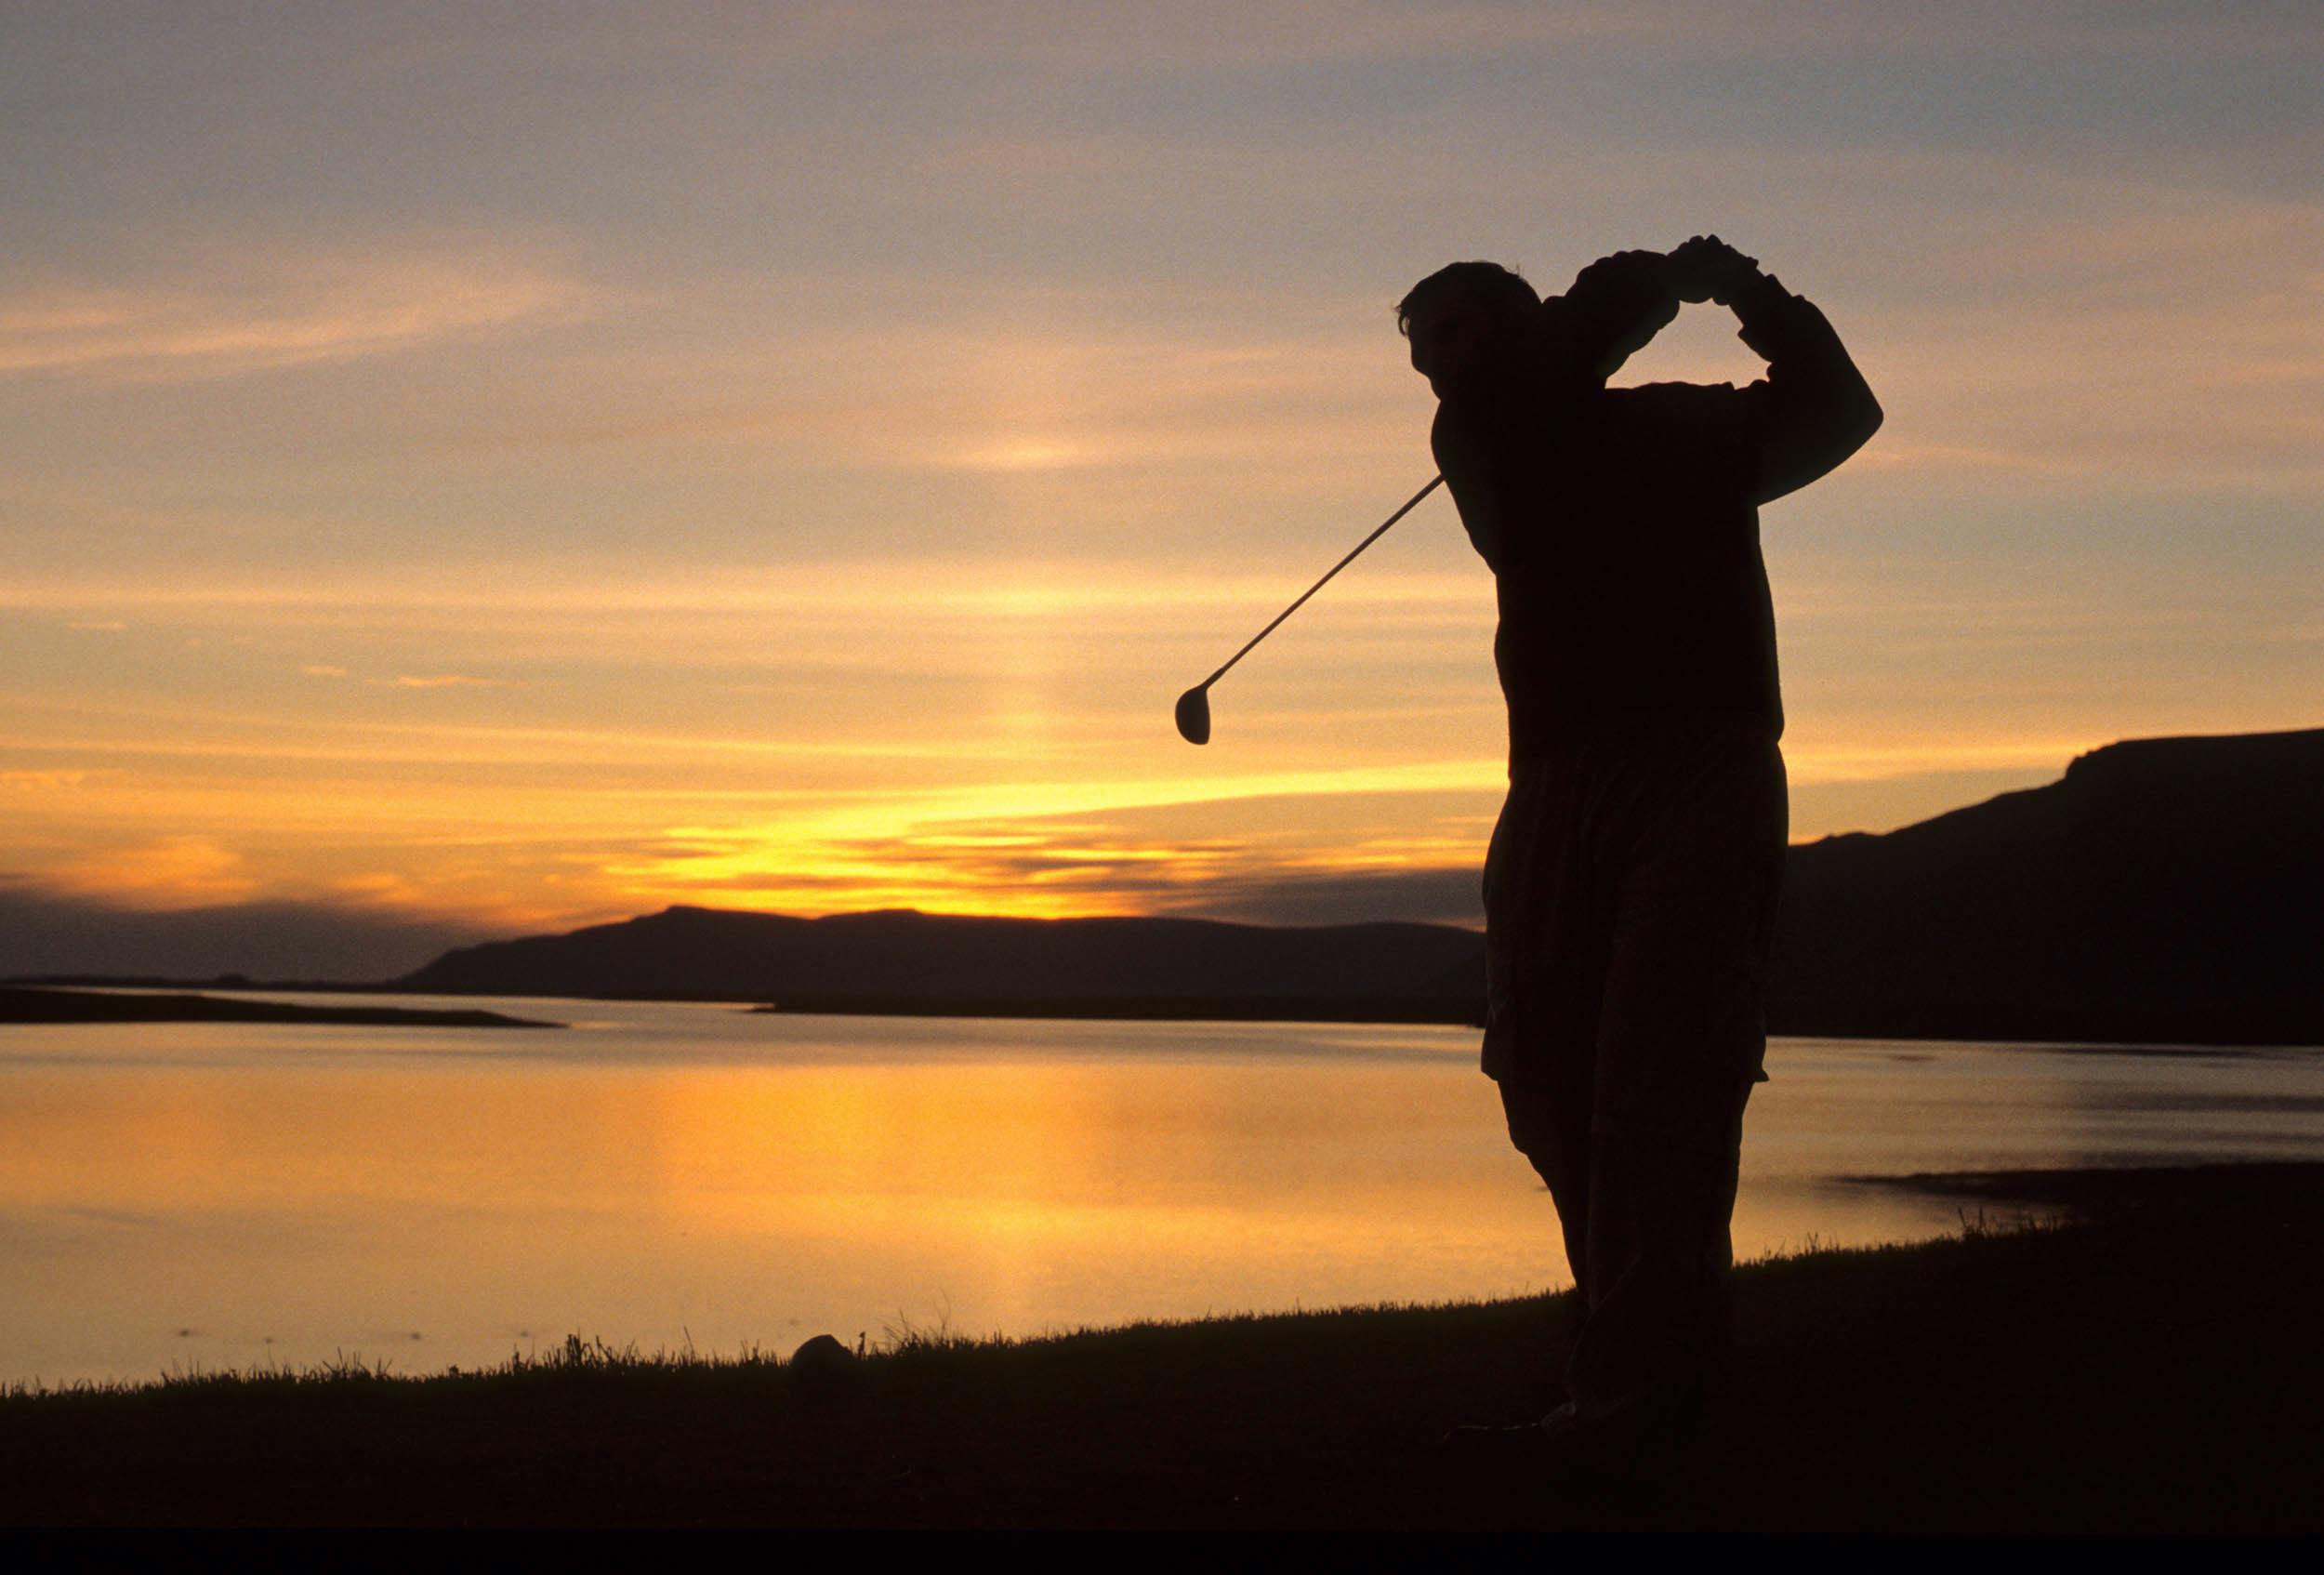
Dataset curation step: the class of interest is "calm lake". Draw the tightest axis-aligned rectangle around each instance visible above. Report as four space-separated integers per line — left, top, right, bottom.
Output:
5 992 2321 1387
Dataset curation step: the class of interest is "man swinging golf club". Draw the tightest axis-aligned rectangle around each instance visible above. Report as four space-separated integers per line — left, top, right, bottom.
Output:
1410 237 1882 1487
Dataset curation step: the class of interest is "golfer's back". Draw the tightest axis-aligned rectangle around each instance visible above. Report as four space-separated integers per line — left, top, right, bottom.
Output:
1455 277 1880 759
1489 377 1786 753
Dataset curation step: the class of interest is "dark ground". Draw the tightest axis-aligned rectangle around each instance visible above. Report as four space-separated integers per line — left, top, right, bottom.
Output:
3 1162 2319 1530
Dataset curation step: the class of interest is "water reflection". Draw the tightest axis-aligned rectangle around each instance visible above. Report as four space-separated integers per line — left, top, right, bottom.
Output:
2 999 2318 1384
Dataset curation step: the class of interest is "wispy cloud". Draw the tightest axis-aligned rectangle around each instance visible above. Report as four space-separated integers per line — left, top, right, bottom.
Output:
456 299 1417 489
0 245 597 382
1847 442 2092 479
597 781 1504 920
745 1 2323 73
1865 191 2324 486
40 834 257 909
378 674 519 690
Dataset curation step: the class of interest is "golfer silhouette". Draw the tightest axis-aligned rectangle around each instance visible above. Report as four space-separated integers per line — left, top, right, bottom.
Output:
1407 237 1882 1486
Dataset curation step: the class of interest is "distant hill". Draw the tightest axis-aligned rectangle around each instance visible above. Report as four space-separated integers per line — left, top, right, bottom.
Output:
400 908 1487 1020
1768 726 2324 1045
397 726 2324 1046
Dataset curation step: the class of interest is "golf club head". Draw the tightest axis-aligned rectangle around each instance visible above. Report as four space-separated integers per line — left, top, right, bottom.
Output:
1174 684 1212 746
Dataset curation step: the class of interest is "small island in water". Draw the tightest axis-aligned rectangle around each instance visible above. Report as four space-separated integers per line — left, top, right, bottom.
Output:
0 986 561 1030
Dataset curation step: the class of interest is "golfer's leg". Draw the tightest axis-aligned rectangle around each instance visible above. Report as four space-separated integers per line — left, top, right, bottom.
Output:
1482 760 1607 1304
1492 977 1601 1306
1564 723 1787 1415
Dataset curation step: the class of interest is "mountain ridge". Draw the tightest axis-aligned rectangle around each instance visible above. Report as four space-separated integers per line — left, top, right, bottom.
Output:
403 905 1486 1011
392 723 2321 1045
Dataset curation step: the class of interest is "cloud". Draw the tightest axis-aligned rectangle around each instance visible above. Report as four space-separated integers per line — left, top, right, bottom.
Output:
379 674 517 689
394 173 2323 501
0 246 597 382
1861 191 2324 487
601 790 1499 925
42 835 257 910
1847 441 2090 479
463 300 1415 492
728 2 2321 74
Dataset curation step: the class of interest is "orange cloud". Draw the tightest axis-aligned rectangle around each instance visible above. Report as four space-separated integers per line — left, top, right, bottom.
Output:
379 674 518 689
44 835 258 910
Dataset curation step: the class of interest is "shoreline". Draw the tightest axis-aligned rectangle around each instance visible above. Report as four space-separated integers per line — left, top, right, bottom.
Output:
0 986 562 1030
4 1159 2317 1529
11 978 2320 1050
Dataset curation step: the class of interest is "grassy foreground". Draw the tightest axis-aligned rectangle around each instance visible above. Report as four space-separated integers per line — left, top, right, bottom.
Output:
5 1163 2320 1530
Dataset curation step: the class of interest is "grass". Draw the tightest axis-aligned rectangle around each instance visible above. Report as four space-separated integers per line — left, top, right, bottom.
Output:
3 1163 2320 1529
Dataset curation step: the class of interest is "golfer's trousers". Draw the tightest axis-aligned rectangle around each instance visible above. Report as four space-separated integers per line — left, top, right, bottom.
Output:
1482 714 1787 1412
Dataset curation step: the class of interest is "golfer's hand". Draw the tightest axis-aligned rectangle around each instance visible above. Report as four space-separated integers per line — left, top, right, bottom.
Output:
1666 234 1761 306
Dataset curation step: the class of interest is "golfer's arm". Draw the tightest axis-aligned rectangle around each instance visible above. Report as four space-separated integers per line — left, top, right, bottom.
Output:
1731 274 1883 504
1431 407 1504 574
1551 250 1682 384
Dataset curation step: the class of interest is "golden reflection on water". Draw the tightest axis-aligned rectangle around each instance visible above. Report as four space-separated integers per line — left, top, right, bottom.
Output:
3 1011 2317 1384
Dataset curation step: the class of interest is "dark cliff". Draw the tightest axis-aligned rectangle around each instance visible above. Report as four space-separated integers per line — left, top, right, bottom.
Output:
1769 726 2323 1043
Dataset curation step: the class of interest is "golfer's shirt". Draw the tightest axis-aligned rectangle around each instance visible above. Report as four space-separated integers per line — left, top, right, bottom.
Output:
1433 276 1882 762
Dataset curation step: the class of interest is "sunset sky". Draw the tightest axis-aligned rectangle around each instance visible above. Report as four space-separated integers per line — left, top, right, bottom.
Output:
3 3 2318 974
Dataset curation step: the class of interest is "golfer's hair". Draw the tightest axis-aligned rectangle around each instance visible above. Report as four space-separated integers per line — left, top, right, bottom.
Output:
1396 261 1538 337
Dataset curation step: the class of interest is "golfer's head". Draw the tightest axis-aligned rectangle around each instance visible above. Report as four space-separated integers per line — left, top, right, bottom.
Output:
1398 261 1538 400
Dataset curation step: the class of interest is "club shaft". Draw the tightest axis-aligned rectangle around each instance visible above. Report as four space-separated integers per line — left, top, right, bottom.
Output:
1203 474 1445 687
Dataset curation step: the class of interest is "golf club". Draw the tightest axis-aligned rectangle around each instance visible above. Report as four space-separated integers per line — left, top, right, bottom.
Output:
1174 473 1445 745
